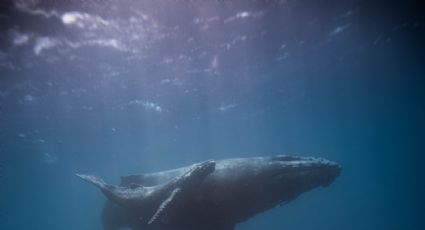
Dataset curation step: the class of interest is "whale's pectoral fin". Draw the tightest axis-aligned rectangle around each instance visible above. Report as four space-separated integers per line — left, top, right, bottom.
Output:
148 160 215 225
170 160 216 189
148 187 181 225
147 160 216 225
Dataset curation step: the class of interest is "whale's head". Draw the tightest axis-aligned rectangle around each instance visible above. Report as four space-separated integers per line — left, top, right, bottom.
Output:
265 155 342 190
215 155 341 221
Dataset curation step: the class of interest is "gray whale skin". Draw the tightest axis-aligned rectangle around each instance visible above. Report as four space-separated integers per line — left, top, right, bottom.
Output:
77 155 341 230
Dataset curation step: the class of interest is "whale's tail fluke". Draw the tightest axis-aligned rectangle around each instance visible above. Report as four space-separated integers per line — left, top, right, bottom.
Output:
75 174 124 204
76 174 109 189
76 160 217 225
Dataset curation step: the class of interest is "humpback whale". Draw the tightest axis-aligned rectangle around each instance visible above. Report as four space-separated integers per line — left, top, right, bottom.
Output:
77 155 341 230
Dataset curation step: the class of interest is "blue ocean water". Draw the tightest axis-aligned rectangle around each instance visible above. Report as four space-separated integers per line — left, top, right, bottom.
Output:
0 0 424 229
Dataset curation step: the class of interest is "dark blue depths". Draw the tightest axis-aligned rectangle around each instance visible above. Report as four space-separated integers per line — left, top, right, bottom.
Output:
0 1 424 230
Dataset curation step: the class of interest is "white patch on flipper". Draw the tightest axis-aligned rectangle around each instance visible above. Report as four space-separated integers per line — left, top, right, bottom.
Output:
148 188 181 225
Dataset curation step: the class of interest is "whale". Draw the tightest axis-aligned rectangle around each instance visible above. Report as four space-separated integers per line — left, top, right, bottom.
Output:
77 155 342 230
